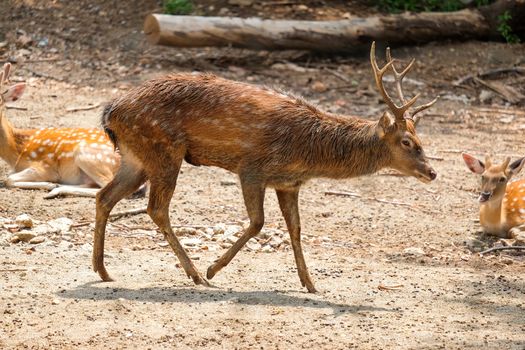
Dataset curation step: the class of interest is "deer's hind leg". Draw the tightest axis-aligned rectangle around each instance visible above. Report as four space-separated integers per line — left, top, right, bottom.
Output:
144 152 209 286
93 158 146 281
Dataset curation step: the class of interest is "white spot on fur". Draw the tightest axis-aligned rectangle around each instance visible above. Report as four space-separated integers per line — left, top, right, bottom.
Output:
30 151 37 159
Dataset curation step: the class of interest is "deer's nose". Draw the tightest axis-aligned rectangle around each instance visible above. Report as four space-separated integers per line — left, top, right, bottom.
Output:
428 168 437 181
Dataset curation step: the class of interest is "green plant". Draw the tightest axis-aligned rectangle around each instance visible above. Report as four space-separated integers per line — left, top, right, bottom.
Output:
497 11 521 44
164 0 193 15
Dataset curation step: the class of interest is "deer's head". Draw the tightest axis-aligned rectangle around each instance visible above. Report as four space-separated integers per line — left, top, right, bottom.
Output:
370 42 437 183
463 153 525 203
0 63 26 118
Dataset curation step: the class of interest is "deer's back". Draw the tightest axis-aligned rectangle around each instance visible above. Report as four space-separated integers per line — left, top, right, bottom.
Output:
105 73 340 179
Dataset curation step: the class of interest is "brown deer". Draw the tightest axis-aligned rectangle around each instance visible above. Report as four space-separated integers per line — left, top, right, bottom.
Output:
93 42 438 292
0 63 126 198
462 153 525 238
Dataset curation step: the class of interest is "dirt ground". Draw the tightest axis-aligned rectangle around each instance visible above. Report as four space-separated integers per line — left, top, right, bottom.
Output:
1 1 525 349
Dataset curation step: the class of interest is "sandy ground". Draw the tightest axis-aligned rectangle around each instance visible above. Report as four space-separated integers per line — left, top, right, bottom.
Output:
1 1 525 349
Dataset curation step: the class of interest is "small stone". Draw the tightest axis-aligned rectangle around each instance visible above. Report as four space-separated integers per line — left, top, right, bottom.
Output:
246 238 261 251
224 225 243 237
269 236 284 248
463 237 486 252
29 236 45 244
11 232 36 243
47 217 73 233
213 224 226 236
226 235 238 244
32 224 59 236
403 247 425 256
479 89 493 104
220 242 232 249
261 245 274 253
500 257 514 265
311 81 327 93
17 34 33 47
180 237 202 247
15 214 34 229
52 298 60 305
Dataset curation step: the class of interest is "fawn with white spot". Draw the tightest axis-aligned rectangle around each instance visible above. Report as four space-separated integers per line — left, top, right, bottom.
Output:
0 63 121 198
94 42 438 292
462 153 525 238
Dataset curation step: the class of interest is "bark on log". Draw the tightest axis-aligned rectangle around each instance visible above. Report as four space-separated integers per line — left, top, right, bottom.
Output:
143 0 525 52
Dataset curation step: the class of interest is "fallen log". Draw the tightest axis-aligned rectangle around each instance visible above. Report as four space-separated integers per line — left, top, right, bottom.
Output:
143 0 525 52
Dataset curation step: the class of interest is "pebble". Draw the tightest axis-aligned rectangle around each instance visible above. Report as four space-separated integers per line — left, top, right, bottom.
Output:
11 232 36 243
29 236 46 244
180 237 202 247
47 217 73 233
403 247 425 256
15 214 34 229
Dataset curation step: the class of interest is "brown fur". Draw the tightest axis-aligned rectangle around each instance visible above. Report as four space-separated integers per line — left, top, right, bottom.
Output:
93 69 437 292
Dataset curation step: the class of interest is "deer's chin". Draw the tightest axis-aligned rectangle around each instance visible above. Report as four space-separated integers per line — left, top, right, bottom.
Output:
415 172 432 184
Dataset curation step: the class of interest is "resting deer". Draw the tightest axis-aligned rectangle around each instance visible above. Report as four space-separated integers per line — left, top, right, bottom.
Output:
0 63 121 198
462 153 525 238
93 42 438 292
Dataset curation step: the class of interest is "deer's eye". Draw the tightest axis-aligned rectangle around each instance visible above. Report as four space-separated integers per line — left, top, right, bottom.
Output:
499 177 506 183
401 140 410 147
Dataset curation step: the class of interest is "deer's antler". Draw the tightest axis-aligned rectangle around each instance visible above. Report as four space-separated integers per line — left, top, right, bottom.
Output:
371 42 438 126
370 42 419 124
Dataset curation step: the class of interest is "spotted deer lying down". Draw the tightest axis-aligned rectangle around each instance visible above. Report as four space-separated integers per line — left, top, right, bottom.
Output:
462 153 525 238
93 42 438 292
0 63 123 199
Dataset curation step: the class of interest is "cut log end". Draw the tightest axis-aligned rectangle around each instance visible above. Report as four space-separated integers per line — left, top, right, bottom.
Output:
144 14 162 45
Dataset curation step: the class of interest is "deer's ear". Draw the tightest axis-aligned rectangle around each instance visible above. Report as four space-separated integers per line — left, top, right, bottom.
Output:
3 83 26 102
462 153 485 174
507 157 525 177
376 112 395 138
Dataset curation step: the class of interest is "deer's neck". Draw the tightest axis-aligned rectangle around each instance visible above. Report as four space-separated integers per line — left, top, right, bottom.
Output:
479 196 505 234
274 111 391 179
0 112 33 169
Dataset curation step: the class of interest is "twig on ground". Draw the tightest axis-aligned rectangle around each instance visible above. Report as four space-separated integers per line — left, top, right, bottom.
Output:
479 246 525 256
66 103 101 112
472 77 524 104
454 67 525 86
324 191 415 208
474 107 525 116
71 222 91 228
0 268 28 272
6 105 28 111
24 68 65 82
378 284 404 291
109 207 148 220
323 67 351 83
23 57 61 63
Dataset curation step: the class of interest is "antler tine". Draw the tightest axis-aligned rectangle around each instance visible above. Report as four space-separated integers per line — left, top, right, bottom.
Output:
385 47 415 104
412 96 439 126
370 42 419 122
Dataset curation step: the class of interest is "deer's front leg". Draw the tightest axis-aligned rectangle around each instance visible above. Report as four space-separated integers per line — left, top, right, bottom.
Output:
508 224 525 240
6 167 58 190
276 188 317 293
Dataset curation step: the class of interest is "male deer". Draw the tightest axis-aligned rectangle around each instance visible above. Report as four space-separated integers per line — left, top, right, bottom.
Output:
0 63 121 198
93 42 438 292
462 153 525 238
